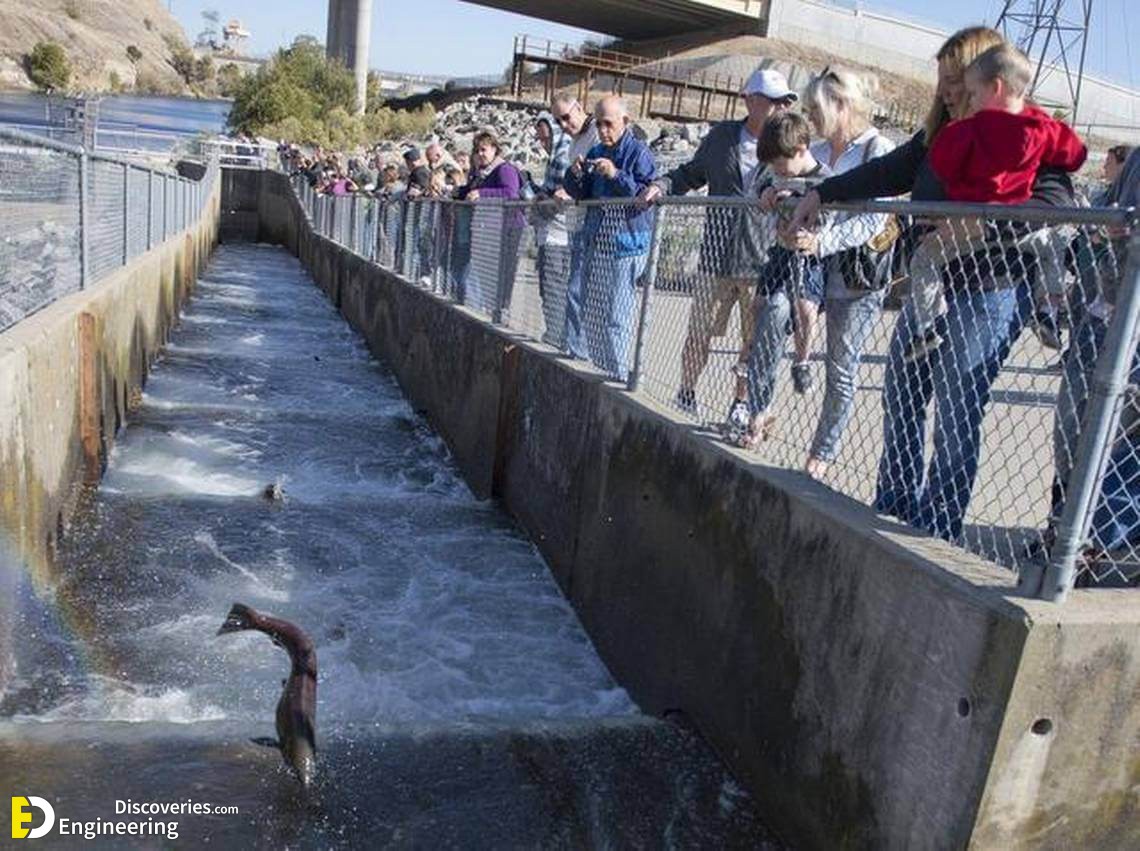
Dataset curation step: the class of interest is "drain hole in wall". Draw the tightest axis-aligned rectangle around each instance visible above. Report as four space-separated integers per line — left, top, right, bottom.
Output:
957 698 971 717
1031 718 1053 736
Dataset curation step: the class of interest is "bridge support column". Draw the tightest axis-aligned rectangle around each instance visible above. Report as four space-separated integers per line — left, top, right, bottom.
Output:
326 0 373 115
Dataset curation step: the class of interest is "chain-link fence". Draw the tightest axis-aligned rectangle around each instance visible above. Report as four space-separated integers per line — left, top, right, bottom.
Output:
0 127 218 333
289 176 1138 598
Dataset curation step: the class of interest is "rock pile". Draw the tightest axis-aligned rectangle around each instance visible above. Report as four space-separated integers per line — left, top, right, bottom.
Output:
373 96 712 176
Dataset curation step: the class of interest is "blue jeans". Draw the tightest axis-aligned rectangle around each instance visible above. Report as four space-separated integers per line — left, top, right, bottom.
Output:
874 285 1030 541
562 233 590 360
811 291 884 462
537 243 571 349
1052 311 1140 553
746 291 791 418
563 239 647 382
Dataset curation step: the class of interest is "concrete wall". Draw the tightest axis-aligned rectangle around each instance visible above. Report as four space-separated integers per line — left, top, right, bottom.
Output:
0 178 220 693
232 169 1140 849
765 0 1140 143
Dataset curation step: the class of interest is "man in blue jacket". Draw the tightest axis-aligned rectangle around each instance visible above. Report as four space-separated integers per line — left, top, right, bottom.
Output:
562 95 658 382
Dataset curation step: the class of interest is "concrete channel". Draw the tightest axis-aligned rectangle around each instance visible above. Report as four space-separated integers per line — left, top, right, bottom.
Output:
0 166 1136 849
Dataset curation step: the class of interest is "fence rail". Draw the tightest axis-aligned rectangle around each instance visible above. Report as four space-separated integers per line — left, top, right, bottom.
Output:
288 174 1139 599
0 127 218 332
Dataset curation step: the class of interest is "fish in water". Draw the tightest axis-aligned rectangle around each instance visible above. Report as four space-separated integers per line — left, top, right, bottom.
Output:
217 603 317 787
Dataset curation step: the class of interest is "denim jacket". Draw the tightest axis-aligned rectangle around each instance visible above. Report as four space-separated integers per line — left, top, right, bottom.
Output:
563 130 657 257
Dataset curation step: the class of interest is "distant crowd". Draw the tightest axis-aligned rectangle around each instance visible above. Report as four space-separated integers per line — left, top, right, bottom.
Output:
279 25 1138 584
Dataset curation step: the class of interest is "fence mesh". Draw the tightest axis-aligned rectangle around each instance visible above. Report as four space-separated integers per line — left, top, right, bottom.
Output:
0 143 82 329
1 130 218 333
87 158 126 280
126 165 149 261
293 176 1138 593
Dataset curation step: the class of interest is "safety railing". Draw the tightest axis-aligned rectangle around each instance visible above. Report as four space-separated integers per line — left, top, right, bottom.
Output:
188 138 277 170
1 127 219 332
287 176 1139 599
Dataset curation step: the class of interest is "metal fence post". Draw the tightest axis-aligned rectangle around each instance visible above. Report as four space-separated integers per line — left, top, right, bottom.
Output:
77 148 90 289
146 169 154 250
398 199 411 277
122 162 130 264
349 196 357 253
1040 228 1140 601
627 205 665 392
492 204 509 324
430 201 444 292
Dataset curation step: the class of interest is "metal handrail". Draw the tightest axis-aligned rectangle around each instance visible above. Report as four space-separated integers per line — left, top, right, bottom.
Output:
313 189 1136 227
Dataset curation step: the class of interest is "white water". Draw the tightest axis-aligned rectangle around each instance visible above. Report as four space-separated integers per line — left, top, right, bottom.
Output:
3 244 635 728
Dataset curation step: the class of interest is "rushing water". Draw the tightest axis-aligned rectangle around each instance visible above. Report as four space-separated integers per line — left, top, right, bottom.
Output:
0 244 778 847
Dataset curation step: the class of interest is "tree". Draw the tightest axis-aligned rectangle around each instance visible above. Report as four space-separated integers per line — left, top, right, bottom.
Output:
227 40 354 134
227 38 434 147
194 56 214 84
170 47 195 82
25 42 71 92
217 62 242 97
126 44 142 64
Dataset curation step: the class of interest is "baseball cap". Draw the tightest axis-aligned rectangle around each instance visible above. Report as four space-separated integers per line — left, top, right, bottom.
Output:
403 147 422 161
741 68 797 102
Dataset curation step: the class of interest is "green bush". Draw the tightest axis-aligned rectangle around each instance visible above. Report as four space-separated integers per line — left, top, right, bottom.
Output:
217 62 242 97
228 38 437 148
25 42 71 92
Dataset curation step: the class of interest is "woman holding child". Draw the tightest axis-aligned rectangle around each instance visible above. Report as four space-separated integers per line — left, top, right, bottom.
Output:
790 26 1079 542
740 67 895 488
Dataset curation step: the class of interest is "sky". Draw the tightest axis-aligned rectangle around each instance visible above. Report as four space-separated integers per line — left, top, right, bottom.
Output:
169 0 1138 87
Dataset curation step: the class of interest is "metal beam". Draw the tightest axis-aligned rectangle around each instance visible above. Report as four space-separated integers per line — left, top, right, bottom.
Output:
459 0 762 39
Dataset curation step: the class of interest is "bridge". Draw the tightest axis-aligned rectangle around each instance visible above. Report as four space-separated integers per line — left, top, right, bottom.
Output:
461 0 766 38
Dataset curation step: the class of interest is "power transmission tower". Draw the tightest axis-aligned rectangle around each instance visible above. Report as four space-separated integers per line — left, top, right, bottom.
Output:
995 0 1093 122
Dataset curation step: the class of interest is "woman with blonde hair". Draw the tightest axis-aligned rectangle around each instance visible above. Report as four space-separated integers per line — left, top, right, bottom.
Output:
740 65 895 475
790 27 1076 542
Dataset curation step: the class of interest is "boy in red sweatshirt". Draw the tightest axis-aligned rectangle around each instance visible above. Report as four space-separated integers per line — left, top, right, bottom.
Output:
904 43 1087 362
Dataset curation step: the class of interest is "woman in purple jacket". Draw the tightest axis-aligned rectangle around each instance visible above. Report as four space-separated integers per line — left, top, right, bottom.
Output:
457 131 525 321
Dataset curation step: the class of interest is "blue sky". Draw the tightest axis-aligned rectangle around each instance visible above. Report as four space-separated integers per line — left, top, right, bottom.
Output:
170 0 1137 87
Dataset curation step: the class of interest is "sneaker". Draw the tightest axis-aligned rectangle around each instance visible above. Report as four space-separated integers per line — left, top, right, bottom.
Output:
903 328 944 363
722 399 751 443
791 362 813 394
1032 310 1063 350
675 388 697 415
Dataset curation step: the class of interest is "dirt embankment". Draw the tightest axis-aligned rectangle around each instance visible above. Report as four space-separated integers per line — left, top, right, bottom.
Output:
0 0 191 94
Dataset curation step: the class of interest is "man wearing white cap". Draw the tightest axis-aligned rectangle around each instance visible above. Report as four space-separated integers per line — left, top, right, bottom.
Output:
640 67 797 426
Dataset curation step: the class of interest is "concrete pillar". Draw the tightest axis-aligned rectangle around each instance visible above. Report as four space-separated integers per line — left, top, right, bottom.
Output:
326 0 372 115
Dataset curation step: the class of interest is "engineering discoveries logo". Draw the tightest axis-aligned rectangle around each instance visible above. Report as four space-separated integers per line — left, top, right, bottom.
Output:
12 796 236 840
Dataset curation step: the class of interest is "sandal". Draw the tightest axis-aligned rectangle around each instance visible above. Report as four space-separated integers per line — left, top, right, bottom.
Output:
736 414 776 450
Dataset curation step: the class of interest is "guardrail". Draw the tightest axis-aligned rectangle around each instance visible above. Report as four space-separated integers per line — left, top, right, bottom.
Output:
285 175 1139 599
0 127 219 332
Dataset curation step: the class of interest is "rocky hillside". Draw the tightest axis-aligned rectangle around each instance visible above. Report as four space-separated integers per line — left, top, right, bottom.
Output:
0 0 190 94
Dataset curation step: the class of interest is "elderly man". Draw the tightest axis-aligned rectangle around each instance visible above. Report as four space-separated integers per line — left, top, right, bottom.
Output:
562 95 657 381
426 141 445 173
546 93 600 352
532 112 573 347
640 68 797 423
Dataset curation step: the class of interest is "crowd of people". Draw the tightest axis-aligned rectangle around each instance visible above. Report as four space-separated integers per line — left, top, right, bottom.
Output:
280 25 1137 583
